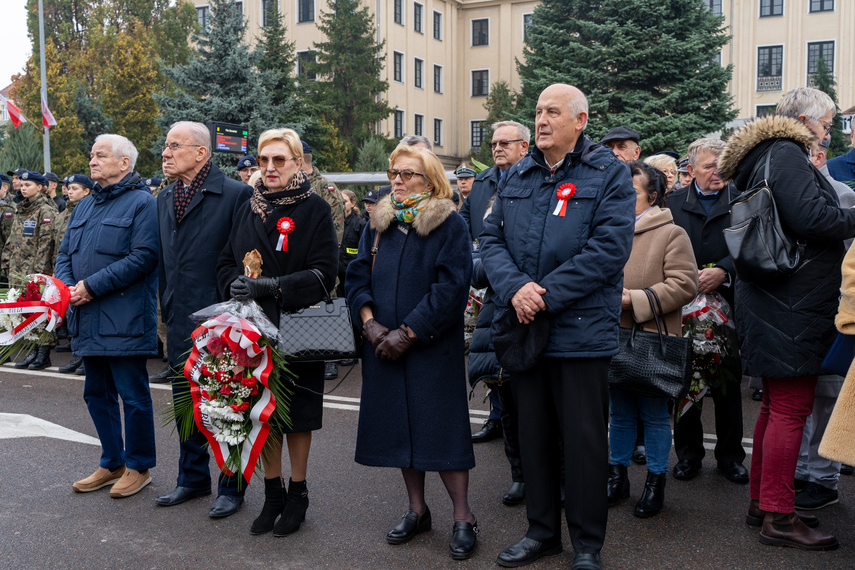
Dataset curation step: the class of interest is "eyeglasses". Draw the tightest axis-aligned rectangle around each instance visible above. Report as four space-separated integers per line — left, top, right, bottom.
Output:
258 155 298 168
816 119 833 135
162 143 201 152
386 169 426 182
489 139 525 149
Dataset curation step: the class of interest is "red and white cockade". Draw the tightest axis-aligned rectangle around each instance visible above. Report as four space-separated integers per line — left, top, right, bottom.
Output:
553 183 577 217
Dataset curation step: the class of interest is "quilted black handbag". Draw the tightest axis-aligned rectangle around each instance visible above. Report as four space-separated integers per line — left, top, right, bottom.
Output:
608 288 693 400
723 142 804 283
278 268 357 362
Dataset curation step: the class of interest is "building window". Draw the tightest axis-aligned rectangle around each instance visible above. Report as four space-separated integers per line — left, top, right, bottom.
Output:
394 0 403 25
433 64 442 93
759 0 783 16
807 41 834 86
472 19 489 46
298 0 314 22
434 118 442 147
234 1 244 15
414 114 424 136
471 120 485 149
704 0 722 15
197 6 210 32
472 70 489 97
523 13 533 42
393 51 404 83
297 51 316 80
810 0 834 12
414 2 423 33
757 45 783 92
394 110 405 138
414 58 423 89
433 11 442 40
756 105 777 117
262 0 277 27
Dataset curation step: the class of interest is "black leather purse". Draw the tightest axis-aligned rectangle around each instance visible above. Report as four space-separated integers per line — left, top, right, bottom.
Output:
724 142 804 283
278 268 357 362
608 288 693 400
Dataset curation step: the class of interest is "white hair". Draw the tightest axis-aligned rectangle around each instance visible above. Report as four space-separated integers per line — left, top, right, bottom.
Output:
399 135 432 150
492 120 531 143
776 87 835 122
687 138 726 167
169 121 212 155
94 134 139 171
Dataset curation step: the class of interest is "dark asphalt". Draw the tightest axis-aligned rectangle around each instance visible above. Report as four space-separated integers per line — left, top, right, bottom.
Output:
2 353 853 569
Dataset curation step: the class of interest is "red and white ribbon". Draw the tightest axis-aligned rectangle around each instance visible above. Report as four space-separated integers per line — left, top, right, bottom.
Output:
0 274 71 344
276 217 294 252
553 183 577 217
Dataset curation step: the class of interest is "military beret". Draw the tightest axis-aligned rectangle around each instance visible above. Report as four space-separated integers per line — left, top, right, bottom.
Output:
0 173 9 184
237 155 258 170
362 189 380 203
20 171 48 185
145 176 163 187
66 174 95 190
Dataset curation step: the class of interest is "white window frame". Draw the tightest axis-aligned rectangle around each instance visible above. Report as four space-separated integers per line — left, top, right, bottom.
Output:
433 10 443 41
295 50 317 81
393 51 405 84
414 57 424 89
755 104 778 117
808 0 834 14
433 64 443 94
197 5 210 32
471 68 490 97
522 12 533 42
470 119 486 149
394 109 406 138
805 38 836 77
413 1 424 34
261 0 278 28
755 42 785 92
758 0 784 18
393 0 405 26
471 18 490 47
296 0 315 23
414 113 424 137
433 117 443 148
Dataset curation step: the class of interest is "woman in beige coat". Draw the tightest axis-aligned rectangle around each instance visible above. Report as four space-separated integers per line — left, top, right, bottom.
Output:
608 161 698 518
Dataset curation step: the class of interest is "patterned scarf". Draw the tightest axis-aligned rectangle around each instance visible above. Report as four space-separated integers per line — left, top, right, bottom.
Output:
390 191 431 224
174 160 212 223
250 169 314 221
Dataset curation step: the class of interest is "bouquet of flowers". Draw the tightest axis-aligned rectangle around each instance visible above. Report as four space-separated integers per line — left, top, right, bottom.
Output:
0 274 70 362
168 299 292 483
677 290 740 421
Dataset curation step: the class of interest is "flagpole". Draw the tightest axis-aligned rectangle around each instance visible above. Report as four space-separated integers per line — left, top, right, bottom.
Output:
38 0 50 172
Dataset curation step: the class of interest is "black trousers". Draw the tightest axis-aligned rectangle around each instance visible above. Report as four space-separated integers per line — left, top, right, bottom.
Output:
674 376 745 464
512 357 610 554
494 380 523 482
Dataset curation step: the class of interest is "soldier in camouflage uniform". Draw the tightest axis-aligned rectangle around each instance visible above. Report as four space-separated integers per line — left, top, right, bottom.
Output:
301 141 345 245
0 171 58 370
0 174 16 254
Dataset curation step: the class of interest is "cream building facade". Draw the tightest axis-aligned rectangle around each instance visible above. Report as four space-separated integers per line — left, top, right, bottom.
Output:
191 0 854 165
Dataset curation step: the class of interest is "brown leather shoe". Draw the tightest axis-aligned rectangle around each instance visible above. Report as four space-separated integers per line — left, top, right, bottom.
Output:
745 500 818 528
109 469 152 498
759 512 838 550
73 466 126 493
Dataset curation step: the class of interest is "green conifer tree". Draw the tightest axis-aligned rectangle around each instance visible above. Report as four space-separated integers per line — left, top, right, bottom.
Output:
811 58 847 159
474 81 520 166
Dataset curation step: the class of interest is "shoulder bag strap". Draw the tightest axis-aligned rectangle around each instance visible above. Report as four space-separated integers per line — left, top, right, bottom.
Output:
370 230 381 273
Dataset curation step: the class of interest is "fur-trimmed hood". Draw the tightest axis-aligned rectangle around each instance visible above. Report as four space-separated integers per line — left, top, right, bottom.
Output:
718 115 815 181
370 195 457 237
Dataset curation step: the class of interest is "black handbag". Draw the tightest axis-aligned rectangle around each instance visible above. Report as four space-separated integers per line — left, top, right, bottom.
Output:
278 268 357 362
608 288 693 400
492 307 552 372
723 142 804 283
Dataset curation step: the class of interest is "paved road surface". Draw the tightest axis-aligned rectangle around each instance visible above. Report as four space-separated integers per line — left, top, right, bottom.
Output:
2 354 853 569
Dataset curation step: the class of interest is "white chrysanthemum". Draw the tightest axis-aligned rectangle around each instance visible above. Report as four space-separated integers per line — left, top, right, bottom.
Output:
6 288 20 302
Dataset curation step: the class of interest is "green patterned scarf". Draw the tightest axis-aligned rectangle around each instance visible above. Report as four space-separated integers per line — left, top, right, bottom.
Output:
390 191 431 224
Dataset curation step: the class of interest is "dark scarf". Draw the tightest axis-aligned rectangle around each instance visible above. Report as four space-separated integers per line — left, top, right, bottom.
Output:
174 160 212 223
250 170 314 221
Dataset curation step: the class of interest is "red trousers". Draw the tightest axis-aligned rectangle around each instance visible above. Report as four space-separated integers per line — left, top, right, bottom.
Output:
750 376 817 513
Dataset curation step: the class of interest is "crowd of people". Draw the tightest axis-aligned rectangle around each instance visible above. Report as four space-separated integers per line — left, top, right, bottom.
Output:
8 81 855 569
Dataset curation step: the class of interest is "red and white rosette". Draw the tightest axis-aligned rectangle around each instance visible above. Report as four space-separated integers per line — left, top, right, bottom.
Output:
184 314 276 482
275 217 295 252
0 274 71 344
553 183 577 217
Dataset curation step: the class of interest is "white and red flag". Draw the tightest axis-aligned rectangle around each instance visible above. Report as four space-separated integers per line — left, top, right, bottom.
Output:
0 95 28 129
40 94 57 128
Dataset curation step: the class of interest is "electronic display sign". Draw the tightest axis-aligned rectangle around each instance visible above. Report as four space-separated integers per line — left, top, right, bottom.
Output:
209 122 249 154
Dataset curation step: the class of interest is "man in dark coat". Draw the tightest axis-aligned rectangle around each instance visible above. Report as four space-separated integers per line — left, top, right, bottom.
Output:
827 129 855 190
665 138 748 485
56 134 158 499
153 121 252 518
461 120 530 505
480 84 635 570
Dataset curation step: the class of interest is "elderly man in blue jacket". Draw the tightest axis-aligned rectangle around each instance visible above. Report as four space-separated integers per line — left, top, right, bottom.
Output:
480 84 635 570
56 133 159 499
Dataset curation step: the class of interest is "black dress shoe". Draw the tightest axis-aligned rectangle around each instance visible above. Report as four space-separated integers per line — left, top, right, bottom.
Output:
471 419 502 443
209 494 244 518
59 356 83 374
672 460 701 481
631 445 647 465
324 362 339 380
718 461 749 484
449 520 478 560
497 536 562 568
572 552 602 570
387 507 431 544
751 388 763 401
154 486 211 506
502 482 525 506
149 366 172 384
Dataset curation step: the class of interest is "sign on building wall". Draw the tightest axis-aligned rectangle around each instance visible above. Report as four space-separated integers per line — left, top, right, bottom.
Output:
843 114 853 135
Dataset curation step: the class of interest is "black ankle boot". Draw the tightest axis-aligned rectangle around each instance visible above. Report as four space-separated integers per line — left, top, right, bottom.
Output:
273 479 308 537
607 464 630 507
59 356 83 374
28 346 52 370
15 347 38 369
250 477 286 535
634 471 666 518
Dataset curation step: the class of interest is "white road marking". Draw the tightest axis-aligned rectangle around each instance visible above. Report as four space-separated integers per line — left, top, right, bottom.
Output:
0 412 101 445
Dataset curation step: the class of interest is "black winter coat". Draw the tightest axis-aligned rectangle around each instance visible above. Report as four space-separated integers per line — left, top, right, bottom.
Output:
157 163 252 367
339 211 365 283
459 165 501 244
718 115 855 378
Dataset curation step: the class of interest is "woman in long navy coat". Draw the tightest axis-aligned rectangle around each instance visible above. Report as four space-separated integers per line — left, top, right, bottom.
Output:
345 145 476 560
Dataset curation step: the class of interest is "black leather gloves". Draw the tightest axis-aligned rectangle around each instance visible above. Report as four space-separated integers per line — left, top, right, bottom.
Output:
230 276 280 301
375 325 417 361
